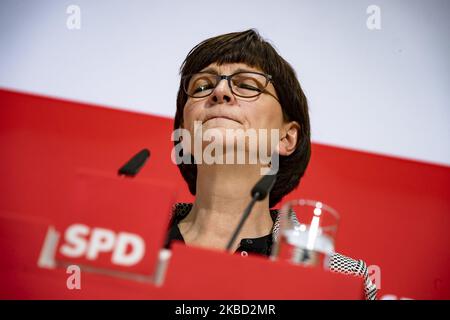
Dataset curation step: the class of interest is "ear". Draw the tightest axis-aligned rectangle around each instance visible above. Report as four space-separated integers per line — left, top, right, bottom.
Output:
278 121 300 156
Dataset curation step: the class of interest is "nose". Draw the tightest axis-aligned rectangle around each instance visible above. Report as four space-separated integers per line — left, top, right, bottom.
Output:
208 76 236 105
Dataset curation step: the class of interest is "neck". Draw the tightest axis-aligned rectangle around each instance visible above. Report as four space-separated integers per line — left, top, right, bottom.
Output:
178 163 274 252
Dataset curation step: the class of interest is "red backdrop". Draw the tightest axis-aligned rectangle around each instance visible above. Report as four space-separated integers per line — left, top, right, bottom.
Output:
0 88 449 299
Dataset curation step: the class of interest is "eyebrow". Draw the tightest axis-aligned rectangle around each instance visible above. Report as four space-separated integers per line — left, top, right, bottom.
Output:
199 67 259 74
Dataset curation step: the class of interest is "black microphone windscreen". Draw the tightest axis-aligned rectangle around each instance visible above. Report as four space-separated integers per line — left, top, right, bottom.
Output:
251 174 277 201
118 148 150 177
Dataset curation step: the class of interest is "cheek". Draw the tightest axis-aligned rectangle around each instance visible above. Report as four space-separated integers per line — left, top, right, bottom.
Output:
244 103 284 130
182 102 201 131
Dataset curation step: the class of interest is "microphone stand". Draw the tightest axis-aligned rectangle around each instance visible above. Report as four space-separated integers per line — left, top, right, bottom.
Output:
225 173 277 252
225 192 261 251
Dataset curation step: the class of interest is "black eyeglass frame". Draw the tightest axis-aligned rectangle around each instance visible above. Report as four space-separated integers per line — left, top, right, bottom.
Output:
182 71 280 102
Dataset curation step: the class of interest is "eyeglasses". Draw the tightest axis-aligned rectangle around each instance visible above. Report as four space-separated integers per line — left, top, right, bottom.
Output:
182 71 279 101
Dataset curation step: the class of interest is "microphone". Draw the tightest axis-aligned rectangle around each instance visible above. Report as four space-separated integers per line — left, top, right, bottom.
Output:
251 173 277 201
225 173 277 252
118 148 151 177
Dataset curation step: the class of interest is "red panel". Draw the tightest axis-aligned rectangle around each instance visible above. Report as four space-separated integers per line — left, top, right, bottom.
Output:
0 214 162 299
54 168 176 276
162 243 364 300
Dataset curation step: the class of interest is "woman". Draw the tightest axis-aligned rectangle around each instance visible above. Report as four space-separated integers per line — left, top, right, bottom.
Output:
165 29 377 299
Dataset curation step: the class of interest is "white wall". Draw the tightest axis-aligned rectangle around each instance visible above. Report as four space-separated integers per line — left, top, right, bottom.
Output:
1 0 449 166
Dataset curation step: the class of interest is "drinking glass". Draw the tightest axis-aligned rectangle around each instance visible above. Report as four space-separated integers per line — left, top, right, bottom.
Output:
271 199 340 269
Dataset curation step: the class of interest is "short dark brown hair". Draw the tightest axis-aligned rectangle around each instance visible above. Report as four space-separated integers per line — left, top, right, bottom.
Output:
174 29 311 207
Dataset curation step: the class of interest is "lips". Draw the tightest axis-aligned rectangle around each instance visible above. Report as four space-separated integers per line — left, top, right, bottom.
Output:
205 116 237 123
203 113 242 124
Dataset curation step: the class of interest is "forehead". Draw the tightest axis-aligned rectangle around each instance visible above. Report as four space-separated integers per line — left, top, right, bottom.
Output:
199 63 264 74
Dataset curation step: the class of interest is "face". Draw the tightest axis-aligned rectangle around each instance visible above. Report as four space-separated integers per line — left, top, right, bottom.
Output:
181 62 298 161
